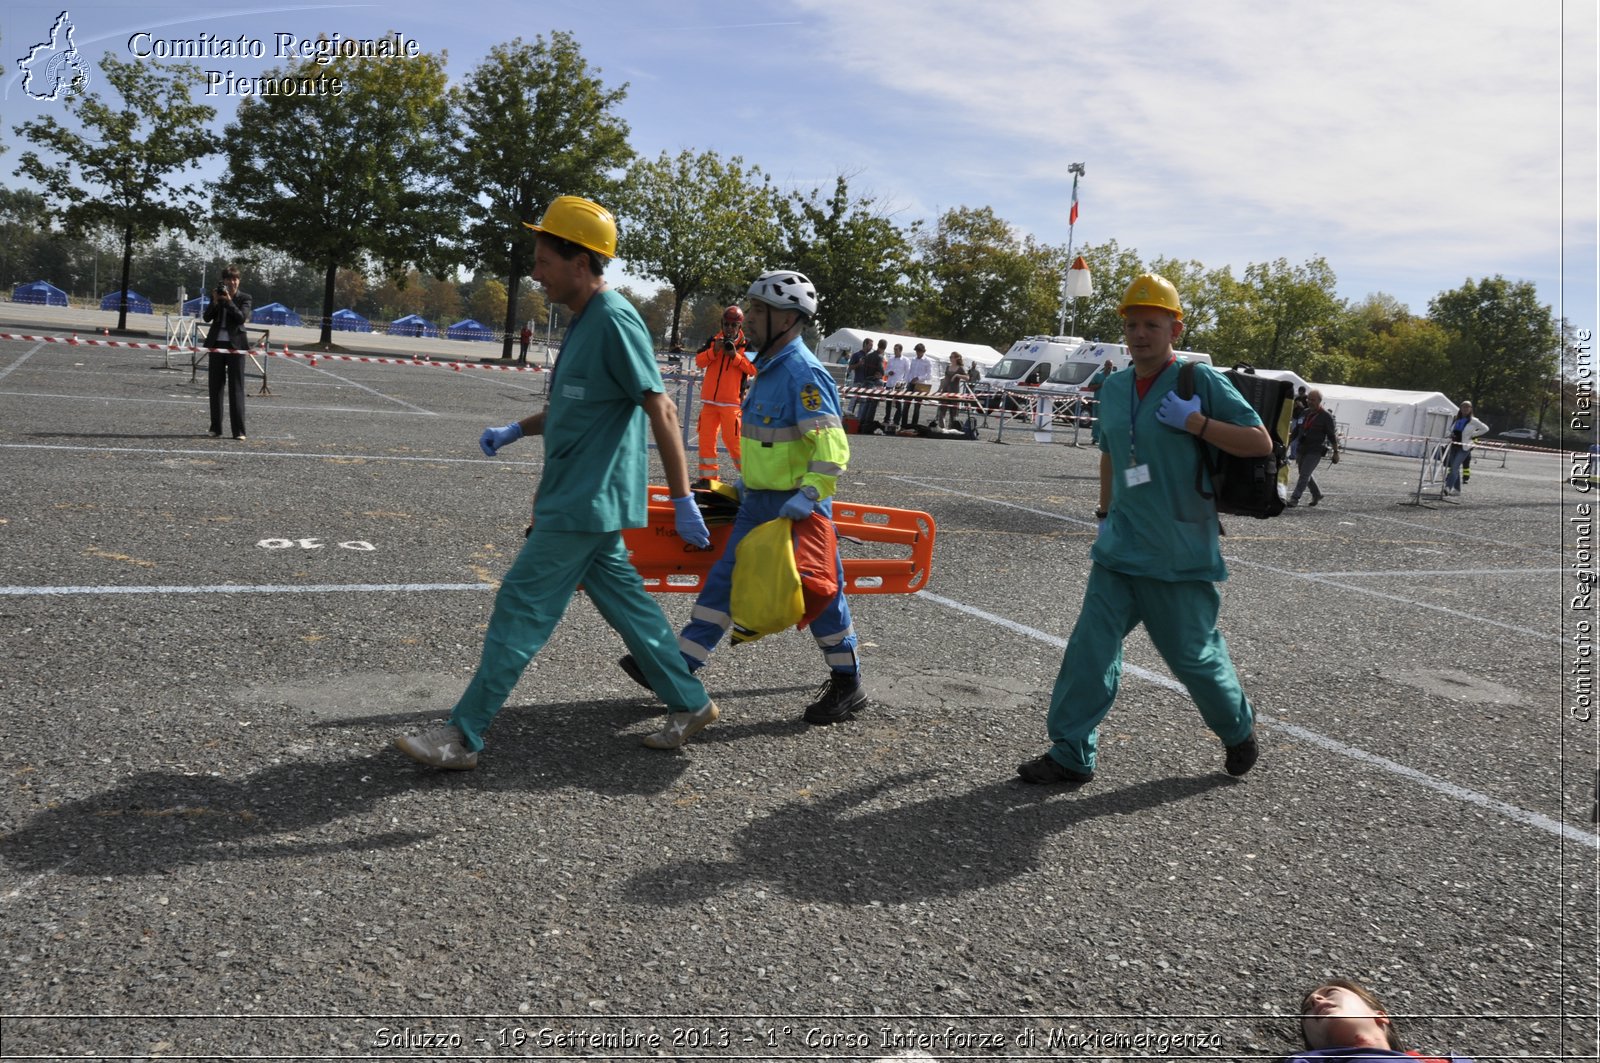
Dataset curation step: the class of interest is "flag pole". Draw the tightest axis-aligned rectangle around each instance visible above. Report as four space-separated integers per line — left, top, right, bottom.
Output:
1056 162 1086 336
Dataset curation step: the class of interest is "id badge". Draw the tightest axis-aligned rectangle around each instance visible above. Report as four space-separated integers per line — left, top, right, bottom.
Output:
1124 463 1152 488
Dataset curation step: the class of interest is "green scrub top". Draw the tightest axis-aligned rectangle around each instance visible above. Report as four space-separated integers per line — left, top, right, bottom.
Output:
1092 358 1261 582
533 289 665 532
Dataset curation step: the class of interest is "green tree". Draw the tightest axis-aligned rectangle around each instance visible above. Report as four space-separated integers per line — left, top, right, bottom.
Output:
469 277 508 330
13 54 216 330
908 206 1052 348
453 33 632 359
617 149 778 348
779 175 912 335
1428 275 1559 424
215 46 459 346
1236 256 1343 373
421 274 464 324
516 285 549 336
1350 317 1452 391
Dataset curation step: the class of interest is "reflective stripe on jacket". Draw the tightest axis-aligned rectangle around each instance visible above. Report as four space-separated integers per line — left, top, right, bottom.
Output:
740 338 849 498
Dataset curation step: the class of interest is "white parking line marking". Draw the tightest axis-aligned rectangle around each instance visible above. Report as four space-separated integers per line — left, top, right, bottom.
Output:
0 341 44 382
898 476 1558 641
1362 512 1562 552
915 590 1597 851
1315 568 1567 578
0 390 436 416
1227 557 1559 642
291 358 438 416
0 582 494 597
0 443 536 466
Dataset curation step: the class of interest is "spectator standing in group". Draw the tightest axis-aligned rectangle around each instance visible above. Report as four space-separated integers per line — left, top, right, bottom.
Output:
1017 273 1270 787
848 336 880 428
394 196 714 770
203 264 252 440
905 343 935 428
693 306 755 479
935 352 967 429
617 269 865 737
1443 401 1482 495
883 342 911 431
1287 388 1340 508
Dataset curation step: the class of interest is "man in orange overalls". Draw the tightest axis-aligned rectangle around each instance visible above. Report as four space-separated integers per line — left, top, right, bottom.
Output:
694 306 756 479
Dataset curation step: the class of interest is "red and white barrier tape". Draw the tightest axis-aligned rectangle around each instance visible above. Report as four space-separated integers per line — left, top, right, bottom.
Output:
0 331 545 373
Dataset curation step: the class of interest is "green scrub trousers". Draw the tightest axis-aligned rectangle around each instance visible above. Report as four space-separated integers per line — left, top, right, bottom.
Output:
448 525 709 752
1045 562 1254 774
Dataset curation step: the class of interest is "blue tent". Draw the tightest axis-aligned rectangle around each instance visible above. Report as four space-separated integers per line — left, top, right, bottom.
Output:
99 289 152 314
12 280 67 306
330 308 372 333
387 313 438 338
182 294 211 316
447 318 496 342
251 302 302 326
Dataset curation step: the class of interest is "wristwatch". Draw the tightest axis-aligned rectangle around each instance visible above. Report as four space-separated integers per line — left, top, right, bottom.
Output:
1094 507 1108 520
799 484 820 502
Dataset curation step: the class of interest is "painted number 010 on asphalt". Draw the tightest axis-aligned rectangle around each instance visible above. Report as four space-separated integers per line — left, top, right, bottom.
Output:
256 538 376 551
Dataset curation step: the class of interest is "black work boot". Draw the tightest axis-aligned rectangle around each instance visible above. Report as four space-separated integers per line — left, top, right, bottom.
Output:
803 671 866 725
1225 733 1259 777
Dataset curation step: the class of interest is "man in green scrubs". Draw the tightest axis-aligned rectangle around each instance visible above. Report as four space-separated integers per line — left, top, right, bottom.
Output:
396 196 716 770
1018 274 1272 786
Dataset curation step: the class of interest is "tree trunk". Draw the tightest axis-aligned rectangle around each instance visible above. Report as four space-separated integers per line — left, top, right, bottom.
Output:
117 224 134 332
501 242 525 361
320 261 337 346
670 289 686 350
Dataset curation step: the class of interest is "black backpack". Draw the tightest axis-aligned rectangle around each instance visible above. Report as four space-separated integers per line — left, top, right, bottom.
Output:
1176 362 1293 520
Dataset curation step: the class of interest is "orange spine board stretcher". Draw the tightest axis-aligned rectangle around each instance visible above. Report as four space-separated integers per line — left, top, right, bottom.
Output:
624 486 935 596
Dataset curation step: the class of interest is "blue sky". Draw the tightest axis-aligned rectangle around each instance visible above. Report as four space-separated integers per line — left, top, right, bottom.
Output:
3 0 1595 342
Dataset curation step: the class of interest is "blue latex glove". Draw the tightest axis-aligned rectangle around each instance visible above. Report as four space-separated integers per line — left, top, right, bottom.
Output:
778 490 815 521
479 421 523 456
1155 391 1202 431
1096 516 1106 538
671 495 711 548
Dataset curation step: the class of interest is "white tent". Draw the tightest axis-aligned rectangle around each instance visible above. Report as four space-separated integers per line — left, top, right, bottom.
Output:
818 328 1005 377
1313 383 1472 457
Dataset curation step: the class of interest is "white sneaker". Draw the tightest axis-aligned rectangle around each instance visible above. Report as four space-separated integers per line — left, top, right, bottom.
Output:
642 701 719 750
394 721 478 770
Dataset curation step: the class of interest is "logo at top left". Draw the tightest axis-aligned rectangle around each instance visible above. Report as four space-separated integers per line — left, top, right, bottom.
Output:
17 10 92 102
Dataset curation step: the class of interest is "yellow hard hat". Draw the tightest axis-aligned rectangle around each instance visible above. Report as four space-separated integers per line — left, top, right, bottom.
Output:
521 195 617 258
1118 272 1183 321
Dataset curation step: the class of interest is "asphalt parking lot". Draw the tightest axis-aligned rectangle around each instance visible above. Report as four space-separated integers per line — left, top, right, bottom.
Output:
0 321 1594 1061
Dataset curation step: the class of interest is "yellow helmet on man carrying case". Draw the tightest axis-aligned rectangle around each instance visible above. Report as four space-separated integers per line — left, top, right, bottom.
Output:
1118 272 1183 321
521 196 617 258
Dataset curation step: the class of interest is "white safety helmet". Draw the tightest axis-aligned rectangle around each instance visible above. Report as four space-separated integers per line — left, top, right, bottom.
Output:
745 270 818 320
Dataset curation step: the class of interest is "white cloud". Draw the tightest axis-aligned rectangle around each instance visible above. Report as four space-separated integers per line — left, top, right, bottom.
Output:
789 0 1593 315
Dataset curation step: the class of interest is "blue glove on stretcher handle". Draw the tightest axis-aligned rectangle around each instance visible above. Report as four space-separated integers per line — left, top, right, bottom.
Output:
480 422 523 456
1155 391 1202 431
671 495 711 548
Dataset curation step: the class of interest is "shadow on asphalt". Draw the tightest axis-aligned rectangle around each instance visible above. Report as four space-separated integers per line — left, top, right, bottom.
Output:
0 697 742 877
621 771 1236 905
